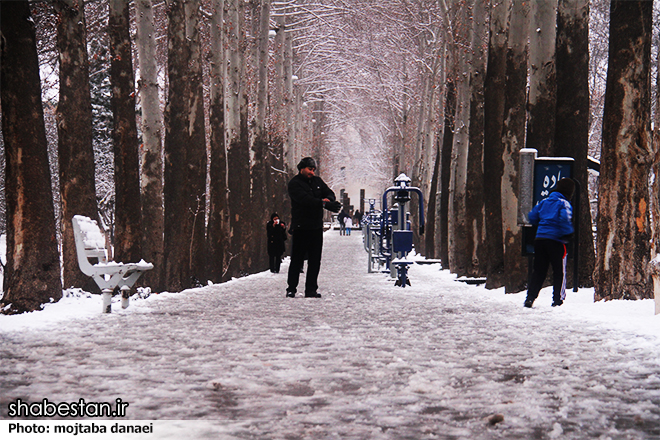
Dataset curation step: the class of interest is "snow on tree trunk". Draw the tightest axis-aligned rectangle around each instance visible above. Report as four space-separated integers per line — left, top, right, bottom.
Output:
526 0 557 156
208 0 230 283
482 0 511 290
555 0 594 288
109 0 143 265
54 0 99 292
136 0 164 290
500 0 528 293
464 0 488 278
595 0 654 301
163 0 207 291
1 1 63 313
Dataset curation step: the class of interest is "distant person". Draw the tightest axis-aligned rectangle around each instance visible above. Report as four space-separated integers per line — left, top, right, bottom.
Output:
524 178 575 308
337 209 348 236
266 213 287 273
345 215 353 236
354 210 363 227
286 157 341 298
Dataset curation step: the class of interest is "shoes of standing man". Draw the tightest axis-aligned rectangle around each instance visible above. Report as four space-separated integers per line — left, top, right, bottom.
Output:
304 292 322 298
286 291 295 298
523 299 533 308
552 300 563 307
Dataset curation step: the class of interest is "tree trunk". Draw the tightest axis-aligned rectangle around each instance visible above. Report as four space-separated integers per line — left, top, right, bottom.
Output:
594 0 653 301
208 0 230 283
464 0 488 278
482 0 511 289
251 0 271 271
163 0 207 291
1 1 63 314
555 0 594 288
448 0 472 276
54 0 99 292
526 0 557 156
438 80 456 267
136 0 164 290
500 0 529 293
226 0 251 277
109 0 143 265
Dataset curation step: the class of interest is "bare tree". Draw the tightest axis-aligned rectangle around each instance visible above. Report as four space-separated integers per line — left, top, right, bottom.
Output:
163 0 207 290
464 0 488 278
1 1 63 314
483 0 511 289
595 0 654 301
54 0 99 292
500 0 529 293
136 0 164 290
109 0 143 264
555 0 595 287
208 0 230 283
526 0 557 156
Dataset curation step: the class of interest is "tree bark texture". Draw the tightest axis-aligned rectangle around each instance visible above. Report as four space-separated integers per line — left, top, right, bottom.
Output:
464 0 488 278
555 0 595 287
208 0 230 283
526 0 557 156
500 0 529 293
226 0 251 277
136 0 164 290
163 0 207 291
109 0 143 265
483 0 511 290
447 0 472 276
438 80 456 268
54 0 99 292
1 1 63 313
595 0 654 301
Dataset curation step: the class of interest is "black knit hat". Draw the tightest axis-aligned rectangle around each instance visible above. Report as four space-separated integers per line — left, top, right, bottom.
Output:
554 178 575 200
297 157 316 171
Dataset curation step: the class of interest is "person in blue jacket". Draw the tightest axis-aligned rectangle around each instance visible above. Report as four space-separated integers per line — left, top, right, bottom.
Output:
524 178 575 308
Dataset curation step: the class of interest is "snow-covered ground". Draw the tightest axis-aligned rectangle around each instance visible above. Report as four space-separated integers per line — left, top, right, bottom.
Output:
2 231 660 439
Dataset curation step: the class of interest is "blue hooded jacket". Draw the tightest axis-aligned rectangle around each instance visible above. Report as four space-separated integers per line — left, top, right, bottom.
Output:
528 191 573 243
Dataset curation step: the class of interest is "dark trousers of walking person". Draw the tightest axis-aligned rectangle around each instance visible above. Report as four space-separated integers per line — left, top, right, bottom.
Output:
526 239 568 305
287 229 323 295
269 253 282 273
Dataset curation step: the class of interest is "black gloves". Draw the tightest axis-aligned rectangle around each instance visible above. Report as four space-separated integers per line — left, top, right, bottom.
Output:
324 200 342 213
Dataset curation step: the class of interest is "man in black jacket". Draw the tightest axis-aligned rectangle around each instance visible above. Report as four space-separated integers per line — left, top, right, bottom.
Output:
286 157 341 298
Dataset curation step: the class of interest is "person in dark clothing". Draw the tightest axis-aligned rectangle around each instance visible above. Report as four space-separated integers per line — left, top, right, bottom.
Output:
286 157 341 298
267 213 287 273
524 178 575 308
337 210 348 235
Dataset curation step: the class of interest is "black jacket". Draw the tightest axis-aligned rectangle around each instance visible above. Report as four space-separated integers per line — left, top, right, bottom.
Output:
267 220 287 255
288 173 336 231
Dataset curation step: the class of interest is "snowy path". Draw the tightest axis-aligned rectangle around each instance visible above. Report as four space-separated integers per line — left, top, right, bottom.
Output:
2 231 660 439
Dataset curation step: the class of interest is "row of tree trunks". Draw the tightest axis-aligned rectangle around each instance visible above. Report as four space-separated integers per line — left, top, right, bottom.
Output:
0 1 63 313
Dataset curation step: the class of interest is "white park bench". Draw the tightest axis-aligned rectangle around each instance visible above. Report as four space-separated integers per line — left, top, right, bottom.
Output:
72 215 153 313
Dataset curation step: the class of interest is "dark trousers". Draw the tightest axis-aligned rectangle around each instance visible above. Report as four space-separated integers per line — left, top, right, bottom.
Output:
526 239 567 304
287 229 323 295
269 254 282 273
